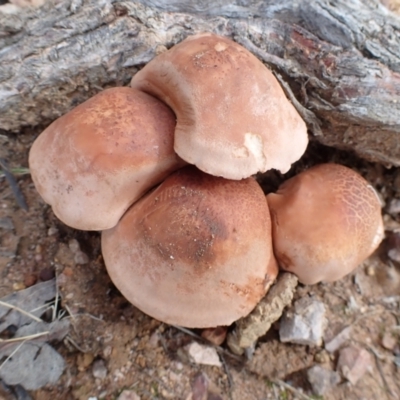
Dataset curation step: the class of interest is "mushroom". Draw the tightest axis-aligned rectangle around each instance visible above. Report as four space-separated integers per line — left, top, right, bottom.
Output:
101 166 278 328
266 163 384 285
29 87 185 231
131 33 308 180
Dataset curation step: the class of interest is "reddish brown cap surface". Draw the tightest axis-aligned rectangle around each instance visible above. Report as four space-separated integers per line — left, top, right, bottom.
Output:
101 166 278 328
131 33 308 180
29 87 185 231
266 163 384 285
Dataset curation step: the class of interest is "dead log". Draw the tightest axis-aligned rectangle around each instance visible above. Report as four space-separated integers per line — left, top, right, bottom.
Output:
1 0 400 166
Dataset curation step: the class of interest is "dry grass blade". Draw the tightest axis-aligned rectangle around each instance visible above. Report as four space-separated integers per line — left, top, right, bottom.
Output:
0 167 30 178
0 300 42 322
0 331 49 344
0 340 26 372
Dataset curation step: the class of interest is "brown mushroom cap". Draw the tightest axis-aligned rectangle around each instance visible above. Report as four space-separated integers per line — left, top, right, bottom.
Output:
29 87 185 231
266 163 384 285
130 33 308 180
101 166 278 328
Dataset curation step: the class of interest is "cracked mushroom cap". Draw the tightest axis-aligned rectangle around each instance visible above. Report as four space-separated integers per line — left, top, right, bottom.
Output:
266 163 384 285
101 166 279 328
29 87 185 231
130 33 308 180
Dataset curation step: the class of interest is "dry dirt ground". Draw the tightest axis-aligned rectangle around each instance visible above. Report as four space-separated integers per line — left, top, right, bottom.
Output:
1 123 400 400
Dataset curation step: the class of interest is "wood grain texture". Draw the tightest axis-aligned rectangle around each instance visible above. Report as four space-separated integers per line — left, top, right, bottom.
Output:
1 0 400 166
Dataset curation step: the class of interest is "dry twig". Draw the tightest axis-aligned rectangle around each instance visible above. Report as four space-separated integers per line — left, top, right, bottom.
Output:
0 300 42 322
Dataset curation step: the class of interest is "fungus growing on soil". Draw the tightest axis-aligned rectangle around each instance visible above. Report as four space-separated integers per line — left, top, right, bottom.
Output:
131 32 308 180
101 166 279 328
266 163 384 285
29 87 184 231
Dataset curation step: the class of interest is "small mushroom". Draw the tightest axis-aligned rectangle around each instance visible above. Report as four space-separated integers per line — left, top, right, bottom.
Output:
29 87 185 231
131 33 308 180
101 166 278 328
266 163 384 285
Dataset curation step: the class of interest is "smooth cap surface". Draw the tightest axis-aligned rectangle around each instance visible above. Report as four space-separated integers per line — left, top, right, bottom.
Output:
102 166 278 328
131 33 308 179
29 87 184 230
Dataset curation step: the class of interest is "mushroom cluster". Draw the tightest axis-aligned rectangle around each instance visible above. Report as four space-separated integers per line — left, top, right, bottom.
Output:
29 33 384 328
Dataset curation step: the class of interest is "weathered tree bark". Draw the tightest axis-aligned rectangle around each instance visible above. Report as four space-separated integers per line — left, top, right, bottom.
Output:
1 0 400 166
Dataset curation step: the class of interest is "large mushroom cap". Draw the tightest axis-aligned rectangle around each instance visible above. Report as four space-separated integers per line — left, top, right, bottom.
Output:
101 166 278 328
29 87 185 231
131 33 308 180
266 163 384 285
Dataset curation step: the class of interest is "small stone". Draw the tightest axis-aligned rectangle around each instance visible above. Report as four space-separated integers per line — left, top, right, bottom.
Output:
169 371 179 382
47 227 58 236
314 350 330 364
325 326 352 353
201 326 228 346
148 331 159 348
39 267 55 281
68 239 89 264
387 198 400 215
337 346 373 385
117 390 141 400
381 331 397 351
12 282 26 291
77 353 94 372
185 342 222 367
279 297 327 346
54 243 74 266
68 239 80 254
307 365 340 395
365 265 375 276
63 266 74 277
92 359 108 380
135 354 146 368
346 295 359 311
74 250 89 265
23 274 37 288
103 345 113 358
388 248 400 263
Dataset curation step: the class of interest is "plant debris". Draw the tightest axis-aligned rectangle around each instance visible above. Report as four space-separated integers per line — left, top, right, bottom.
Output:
0 279 70 390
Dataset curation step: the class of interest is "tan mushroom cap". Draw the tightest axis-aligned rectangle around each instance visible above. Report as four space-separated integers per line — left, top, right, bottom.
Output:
130 33 308 180
101 166 278 328
29 87 185 231
266 163 384 285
